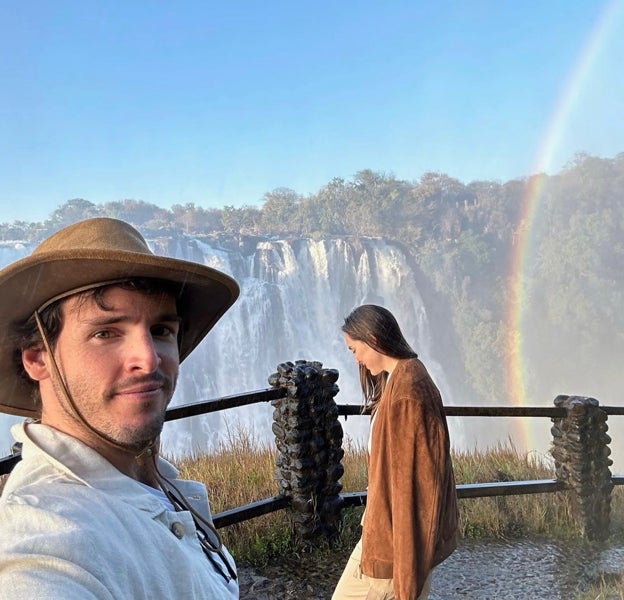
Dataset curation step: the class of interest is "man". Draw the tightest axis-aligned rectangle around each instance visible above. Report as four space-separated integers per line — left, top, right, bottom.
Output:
0 217 240 598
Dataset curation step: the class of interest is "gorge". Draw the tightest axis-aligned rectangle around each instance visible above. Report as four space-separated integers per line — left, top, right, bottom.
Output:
0 233 539 459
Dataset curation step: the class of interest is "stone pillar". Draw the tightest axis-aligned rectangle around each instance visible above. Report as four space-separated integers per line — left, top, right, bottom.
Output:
269 360 345 542
550 395 613 541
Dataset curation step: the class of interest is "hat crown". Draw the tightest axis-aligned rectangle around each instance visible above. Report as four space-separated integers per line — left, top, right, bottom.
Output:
35 218 152 256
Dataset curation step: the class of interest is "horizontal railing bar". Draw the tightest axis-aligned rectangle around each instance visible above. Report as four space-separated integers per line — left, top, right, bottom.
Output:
456 479 566 498
337 404 367 416
337 404 568 418
340 479 567 506
445 407 567 418
2 385 620 530
264 474 623 516
165 387 287 421
0 388 289 475
213 495 291 528
341 491 367 507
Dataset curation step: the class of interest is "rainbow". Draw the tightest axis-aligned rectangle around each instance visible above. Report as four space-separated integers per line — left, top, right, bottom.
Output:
505 0 622 450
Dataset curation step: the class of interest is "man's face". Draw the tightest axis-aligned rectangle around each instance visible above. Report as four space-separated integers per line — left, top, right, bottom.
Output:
38 286 181 449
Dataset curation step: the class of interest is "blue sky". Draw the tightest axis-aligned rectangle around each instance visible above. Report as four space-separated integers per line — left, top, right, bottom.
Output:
1 0 623 223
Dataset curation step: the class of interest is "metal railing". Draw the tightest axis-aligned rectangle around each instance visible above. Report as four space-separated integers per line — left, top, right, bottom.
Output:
3 386 618 532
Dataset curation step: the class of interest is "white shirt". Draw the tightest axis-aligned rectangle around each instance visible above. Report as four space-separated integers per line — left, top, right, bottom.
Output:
0 422 238 599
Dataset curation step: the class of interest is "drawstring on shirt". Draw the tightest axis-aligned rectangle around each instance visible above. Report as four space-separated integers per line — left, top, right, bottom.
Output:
141 445 238 583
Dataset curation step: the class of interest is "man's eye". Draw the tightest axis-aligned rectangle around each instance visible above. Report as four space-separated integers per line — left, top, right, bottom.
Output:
153 325 178 337
93 330 112 339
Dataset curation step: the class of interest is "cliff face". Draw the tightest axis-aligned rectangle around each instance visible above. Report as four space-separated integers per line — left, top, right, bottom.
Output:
157 235 455 456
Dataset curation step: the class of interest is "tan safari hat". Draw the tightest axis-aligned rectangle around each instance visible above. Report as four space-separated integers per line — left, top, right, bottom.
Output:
0 217 240 418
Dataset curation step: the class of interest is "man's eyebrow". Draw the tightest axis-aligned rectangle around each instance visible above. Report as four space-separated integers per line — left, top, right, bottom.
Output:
81 313 182 326
156 313 183 324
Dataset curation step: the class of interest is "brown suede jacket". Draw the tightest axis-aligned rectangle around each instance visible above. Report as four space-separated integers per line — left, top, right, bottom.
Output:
360 357 458 600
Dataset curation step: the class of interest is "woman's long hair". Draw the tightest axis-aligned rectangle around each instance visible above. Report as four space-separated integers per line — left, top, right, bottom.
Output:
342 304 417 413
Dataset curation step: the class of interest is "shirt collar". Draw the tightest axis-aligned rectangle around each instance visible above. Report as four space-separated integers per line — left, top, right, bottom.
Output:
12 421 183 515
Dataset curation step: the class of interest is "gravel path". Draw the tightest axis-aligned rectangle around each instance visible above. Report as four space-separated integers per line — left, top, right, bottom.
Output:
238 538 624 599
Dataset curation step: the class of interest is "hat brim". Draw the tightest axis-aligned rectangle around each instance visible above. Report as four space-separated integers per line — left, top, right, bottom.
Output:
0 247 239 418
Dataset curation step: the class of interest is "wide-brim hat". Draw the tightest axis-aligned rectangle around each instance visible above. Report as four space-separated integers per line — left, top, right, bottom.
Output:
0 217 240 418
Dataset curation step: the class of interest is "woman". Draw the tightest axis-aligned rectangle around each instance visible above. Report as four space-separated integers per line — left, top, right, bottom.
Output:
332 304 458 600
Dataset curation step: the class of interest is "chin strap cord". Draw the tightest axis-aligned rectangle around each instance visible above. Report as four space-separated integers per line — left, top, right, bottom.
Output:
143 447 237 583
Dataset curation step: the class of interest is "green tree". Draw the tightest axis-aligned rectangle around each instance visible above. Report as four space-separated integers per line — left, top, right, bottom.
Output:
102 199 169 228
260 188 303 234
221 205 261 234
46 199 101 229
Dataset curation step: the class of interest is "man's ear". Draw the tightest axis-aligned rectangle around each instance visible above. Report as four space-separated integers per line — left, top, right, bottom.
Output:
22 347 50 382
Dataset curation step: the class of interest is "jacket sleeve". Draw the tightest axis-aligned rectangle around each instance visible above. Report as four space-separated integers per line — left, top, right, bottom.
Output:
388 381 448 599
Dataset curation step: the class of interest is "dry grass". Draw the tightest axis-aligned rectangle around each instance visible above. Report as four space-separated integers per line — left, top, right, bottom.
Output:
174 424 292 565
452 440 580 539
173 428 371 565
173 430 624 567
577 583 624 599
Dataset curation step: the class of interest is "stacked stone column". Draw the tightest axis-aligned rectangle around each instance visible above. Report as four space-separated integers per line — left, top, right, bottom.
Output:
268 360 345 542
551 395 613 541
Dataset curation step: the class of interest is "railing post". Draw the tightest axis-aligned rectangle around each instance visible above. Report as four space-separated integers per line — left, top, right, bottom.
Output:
550 395 613 541
268 360 344 542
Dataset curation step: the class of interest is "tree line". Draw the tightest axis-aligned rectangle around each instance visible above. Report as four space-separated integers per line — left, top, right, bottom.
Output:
2 151 623 407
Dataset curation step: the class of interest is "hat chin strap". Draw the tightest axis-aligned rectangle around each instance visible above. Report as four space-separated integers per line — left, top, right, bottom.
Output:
33 311 156 461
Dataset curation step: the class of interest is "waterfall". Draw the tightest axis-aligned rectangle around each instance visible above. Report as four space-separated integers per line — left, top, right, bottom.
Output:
0 235 457 457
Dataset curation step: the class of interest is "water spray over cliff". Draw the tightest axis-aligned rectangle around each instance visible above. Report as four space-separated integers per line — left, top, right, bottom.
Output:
0 234 456 457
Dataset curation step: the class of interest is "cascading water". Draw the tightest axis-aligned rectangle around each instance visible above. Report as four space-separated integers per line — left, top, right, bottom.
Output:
0 234 458 458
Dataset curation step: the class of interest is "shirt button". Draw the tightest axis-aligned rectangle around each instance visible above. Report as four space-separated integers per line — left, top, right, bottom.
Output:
171 522 185 539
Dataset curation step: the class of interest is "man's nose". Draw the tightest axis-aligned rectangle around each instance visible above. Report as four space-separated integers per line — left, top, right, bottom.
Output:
126 332 161 372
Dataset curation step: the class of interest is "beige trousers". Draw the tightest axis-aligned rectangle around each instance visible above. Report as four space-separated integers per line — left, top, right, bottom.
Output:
332 538 432 600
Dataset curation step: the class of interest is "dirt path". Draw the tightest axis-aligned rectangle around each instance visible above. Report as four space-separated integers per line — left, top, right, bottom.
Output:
238 538 624 600
238 548 349 599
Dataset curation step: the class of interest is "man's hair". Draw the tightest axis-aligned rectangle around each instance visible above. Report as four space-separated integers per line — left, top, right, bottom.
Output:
11 278 182 406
